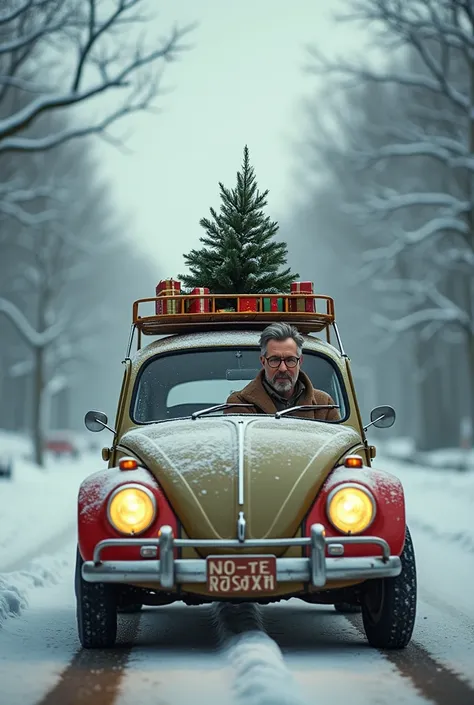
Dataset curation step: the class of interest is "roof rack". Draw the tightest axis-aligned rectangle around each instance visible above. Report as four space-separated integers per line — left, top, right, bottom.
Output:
126 293 345 356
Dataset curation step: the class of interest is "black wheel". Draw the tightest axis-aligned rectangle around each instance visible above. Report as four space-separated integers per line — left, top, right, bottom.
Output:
75 547 118 648
361 526 417 649
334 602 361 613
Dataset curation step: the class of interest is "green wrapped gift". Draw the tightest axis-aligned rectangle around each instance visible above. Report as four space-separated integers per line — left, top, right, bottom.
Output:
263 297 283 312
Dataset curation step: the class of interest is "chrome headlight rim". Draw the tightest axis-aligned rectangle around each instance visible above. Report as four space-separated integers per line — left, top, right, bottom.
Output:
326 482 376 535
107 482 157 536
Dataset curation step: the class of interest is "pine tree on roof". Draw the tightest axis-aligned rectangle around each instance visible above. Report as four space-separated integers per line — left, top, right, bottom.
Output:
179 145 298 293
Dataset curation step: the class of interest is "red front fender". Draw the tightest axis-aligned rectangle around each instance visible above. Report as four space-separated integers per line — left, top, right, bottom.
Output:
77 466 178 561
304 465 406 557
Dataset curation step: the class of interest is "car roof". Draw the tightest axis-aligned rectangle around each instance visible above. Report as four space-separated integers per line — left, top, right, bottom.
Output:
130 330 343 370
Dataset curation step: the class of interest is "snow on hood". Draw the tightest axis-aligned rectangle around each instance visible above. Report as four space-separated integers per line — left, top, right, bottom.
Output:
119 417 361 544
121 419 237 480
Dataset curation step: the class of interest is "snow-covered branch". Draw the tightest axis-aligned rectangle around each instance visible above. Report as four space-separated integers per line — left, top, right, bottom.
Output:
0 297 65 348
308 47 469 111
372 305 471 335
0 0 193 152
346 190 471 215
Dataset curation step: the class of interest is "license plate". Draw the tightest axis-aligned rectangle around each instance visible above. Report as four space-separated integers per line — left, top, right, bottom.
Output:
206 555 277 594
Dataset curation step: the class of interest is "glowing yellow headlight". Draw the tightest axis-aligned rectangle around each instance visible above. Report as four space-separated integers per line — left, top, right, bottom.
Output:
108 485 156 535
327 484 375 534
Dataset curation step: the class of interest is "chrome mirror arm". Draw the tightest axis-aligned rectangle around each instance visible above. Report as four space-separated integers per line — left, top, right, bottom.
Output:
363 414 385 433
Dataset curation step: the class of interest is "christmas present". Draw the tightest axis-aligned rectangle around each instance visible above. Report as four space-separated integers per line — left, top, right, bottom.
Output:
263 297 283 312
238 297 258 312
186 287 210 313
289 281 314 312
155 278 181 314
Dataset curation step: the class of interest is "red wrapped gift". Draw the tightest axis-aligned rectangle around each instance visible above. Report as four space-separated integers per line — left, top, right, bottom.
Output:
289 281 314 312
238 297 258 312
187 287 210 313
155 278 181 314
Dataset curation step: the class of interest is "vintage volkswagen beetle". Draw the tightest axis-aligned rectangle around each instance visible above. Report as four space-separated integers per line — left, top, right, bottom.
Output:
76 290 416 650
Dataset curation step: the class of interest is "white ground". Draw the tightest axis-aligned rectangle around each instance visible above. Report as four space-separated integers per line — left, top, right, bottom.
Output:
0 430 473 705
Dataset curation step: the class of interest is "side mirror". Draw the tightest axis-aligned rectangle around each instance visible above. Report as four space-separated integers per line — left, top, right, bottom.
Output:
367 405 396 430
84 410 113 433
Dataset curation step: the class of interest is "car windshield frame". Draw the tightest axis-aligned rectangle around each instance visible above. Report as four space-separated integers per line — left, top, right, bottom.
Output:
130 345 350 424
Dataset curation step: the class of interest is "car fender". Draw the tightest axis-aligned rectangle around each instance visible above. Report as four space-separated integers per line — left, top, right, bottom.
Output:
77 466 178 562
304 465 406 557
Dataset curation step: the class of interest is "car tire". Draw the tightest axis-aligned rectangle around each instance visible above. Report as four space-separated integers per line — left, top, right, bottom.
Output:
361 526 417 649
334 602 361 613
75 547 118 649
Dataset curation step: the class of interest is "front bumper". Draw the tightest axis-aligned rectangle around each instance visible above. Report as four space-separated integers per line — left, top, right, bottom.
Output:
82 523 401 589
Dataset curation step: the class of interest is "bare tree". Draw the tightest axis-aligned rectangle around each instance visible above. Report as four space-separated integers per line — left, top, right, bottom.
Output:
0 0 193 152
307 0 474 448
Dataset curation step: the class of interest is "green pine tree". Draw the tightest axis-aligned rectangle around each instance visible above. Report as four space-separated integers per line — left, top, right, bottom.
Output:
179 145 298 293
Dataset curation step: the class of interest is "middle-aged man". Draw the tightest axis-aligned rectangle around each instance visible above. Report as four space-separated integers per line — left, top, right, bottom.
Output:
226 322 340 420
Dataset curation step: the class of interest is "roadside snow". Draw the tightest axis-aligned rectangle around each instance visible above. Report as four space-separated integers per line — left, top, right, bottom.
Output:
0 554 69 627
0 451 103 569
0 437 103 627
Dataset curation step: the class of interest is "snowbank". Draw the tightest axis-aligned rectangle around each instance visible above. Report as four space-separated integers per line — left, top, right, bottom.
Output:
0 554 70 627
0 429 104 627
378 436 474 472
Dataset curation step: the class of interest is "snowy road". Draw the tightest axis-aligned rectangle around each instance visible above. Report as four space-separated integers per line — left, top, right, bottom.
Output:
1 451 474 705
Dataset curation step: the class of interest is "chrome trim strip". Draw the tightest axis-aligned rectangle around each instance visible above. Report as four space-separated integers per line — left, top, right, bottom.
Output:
91 528 391 563
159 525 174 588
310 523 327 587
82 555 402 585
332 322 346 357
237 511 246 542
237 420 245 505
125 323 136 359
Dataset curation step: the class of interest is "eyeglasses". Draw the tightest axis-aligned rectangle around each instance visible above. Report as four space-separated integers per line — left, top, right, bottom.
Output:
265 356 300 369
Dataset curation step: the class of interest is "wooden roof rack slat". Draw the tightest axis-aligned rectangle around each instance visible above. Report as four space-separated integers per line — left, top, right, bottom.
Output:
131 293 335 336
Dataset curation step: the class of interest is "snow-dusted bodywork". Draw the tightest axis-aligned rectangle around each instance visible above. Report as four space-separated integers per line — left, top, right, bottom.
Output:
76 292 416 651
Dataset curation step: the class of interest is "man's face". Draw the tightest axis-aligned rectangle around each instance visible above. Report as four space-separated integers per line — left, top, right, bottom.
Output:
260 338 302 397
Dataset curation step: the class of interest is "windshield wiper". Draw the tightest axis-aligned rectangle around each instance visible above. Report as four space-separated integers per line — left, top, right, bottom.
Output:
191 403 255 419
275 404 339 419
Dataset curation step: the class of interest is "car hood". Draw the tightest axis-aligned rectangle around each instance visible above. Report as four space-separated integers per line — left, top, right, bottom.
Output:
120 417 361 549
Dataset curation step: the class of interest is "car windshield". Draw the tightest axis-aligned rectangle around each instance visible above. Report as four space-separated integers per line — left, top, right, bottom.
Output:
131 347 347 423
132 347 348 423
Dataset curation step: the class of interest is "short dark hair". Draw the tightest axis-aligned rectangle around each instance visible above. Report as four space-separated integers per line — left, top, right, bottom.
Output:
259 322 304 356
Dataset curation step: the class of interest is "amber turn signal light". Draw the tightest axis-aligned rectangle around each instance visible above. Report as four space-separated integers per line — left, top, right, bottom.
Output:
344 455 363 469
119 457 139 471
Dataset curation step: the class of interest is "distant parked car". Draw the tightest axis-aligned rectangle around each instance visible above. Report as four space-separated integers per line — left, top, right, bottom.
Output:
46 431 80 458
0 454 13 479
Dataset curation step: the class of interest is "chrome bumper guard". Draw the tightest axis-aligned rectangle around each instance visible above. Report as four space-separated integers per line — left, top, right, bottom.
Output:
82 523 401 589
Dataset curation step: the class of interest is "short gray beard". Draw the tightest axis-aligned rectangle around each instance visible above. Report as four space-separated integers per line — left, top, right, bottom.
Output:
266 371 294 395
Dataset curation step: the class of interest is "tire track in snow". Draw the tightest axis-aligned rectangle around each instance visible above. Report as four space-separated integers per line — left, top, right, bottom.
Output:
35 614 141 705
214 603 309 705
346 614 474 705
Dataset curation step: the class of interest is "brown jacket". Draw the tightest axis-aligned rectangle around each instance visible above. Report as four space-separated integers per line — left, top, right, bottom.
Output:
226 369 340 421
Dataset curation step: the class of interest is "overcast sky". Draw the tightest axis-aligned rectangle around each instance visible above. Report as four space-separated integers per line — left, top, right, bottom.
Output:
97 0 371 284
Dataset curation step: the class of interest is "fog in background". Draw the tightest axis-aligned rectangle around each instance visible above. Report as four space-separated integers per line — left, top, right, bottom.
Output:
1 0 472 462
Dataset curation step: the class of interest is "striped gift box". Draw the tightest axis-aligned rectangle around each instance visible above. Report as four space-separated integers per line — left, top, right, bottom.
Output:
187 287 210 313
263 297 283 312
289 281 314 312
155 279 181 314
